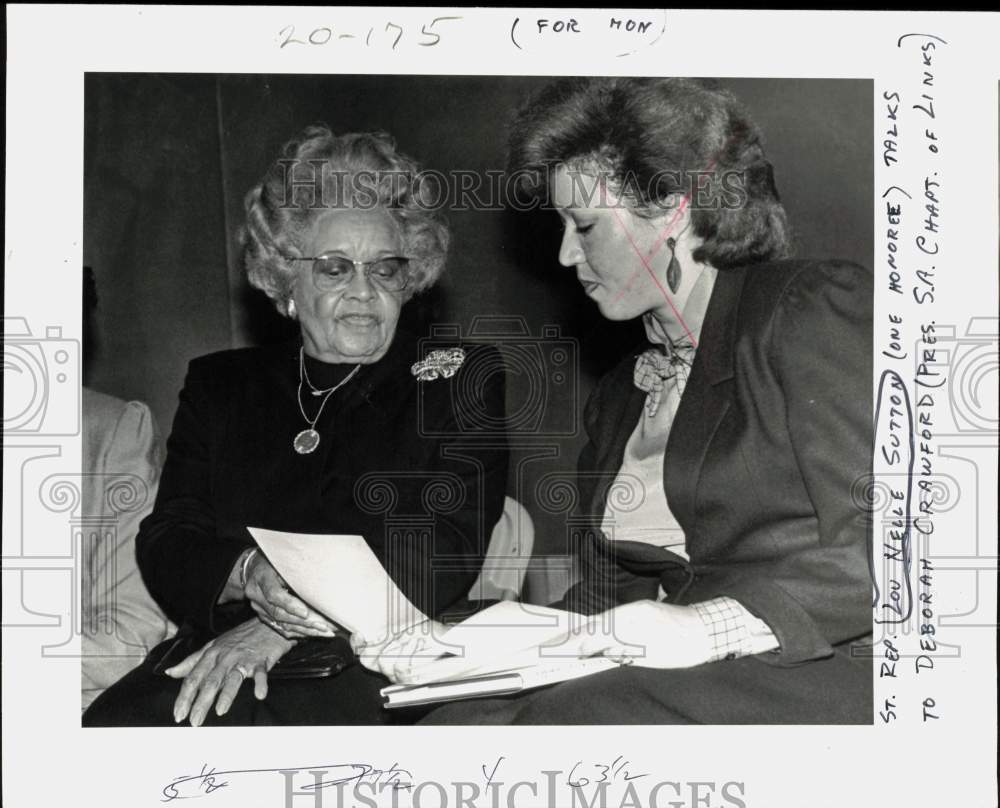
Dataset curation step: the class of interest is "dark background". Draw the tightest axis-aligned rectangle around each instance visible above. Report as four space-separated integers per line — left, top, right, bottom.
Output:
83 74 873 569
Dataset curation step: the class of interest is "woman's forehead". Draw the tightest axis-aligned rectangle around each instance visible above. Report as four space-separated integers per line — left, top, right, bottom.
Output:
551 164 623 212
306 207 402 253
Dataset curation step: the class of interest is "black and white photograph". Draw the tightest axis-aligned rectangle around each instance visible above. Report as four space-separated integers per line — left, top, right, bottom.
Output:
4 6 997 808
77 72 875 728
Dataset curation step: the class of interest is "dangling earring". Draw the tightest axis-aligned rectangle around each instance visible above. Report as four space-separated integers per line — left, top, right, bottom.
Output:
666 237 681 295
287 298 297 319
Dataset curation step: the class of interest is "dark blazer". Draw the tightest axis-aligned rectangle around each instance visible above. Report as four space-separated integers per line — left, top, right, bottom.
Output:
569 259 873 667
136 332 509 639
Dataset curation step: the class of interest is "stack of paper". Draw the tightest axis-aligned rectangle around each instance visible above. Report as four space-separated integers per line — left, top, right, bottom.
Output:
380 601 622 708
248 528 621 708
380 657 621 709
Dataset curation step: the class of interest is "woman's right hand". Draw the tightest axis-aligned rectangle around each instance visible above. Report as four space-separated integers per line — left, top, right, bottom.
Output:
242 552 339 639
351 619 451 684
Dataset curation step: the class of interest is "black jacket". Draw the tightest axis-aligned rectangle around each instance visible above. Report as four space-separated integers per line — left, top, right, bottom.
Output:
136 332 509 637
568 259 874 667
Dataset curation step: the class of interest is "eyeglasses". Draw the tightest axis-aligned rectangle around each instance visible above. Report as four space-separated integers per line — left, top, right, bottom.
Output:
293 254 411 293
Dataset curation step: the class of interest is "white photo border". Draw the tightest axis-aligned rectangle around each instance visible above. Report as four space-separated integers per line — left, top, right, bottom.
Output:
4 6 997 808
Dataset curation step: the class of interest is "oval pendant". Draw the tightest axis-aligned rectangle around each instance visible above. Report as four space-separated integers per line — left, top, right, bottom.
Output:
293 428 320 454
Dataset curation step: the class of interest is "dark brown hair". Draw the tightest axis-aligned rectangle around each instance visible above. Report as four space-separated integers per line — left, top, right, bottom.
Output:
508 77 791 270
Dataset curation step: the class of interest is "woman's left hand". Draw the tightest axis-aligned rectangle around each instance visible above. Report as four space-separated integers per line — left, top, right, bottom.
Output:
165 618 295 726
351 620 451 684
570 600 714 669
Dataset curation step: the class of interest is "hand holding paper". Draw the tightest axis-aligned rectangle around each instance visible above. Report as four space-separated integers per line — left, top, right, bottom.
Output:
351 619 453 683
242 550 339 639
248 527 629 706
248 527 428 643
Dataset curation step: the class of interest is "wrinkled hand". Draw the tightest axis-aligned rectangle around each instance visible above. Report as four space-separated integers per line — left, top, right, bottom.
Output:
243 552 338 639
569 600 713 669
351 620 450 684
165 618 294 726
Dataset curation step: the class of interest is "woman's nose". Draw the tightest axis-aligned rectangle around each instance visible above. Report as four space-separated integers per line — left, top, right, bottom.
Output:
558 228 584 268
344 266 377 299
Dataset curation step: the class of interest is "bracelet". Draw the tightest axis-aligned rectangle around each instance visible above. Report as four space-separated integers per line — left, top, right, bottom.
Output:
239 548 259 591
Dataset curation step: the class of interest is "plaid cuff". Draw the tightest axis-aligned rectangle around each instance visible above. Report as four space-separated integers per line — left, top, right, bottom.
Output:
691 597 779 661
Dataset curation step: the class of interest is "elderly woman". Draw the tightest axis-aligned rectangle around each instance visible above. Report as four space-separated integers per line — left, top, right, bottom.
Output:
83 126 508 726
423 77 872 724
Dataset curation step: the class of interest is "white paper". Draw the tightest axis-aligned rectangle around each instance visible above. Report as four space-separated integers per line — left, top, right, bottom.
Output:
249 527 426 640
382 657 621 707
405 601 593 683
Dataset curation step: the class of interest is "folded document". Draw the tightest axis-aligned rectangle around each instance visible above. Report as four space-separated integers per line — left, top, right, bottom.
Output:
381 657 621 709
247 527 620 708
383 601 623 708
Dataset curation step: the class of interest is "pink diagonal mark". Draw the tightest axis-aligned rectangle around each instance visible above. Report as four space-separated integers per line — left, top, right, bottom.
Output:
645 196 690 263
621 146 724 276
598 131 741 349
609 203 698 349
610 192 687 298
610 200 686 303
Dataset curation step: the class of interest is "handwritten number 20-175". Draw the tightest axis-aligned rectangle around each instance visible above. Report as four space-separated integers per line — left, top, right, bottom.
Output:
279 17 460 50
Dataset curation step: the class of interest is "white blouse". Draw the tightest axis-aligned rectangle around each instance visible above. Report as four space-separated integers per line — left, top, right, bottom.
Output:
600 265 714 554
